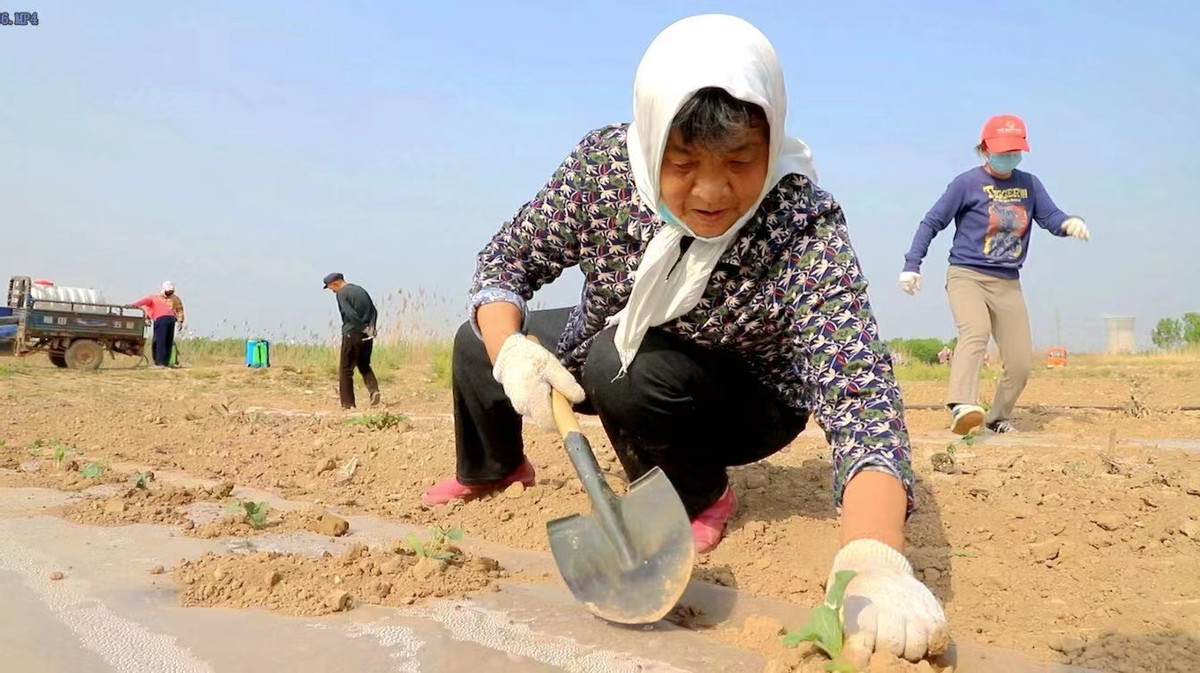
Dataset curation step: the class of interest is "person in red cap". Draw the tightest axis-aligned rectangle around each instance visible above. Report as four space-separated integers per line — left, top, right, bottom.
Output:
899 114 1090 435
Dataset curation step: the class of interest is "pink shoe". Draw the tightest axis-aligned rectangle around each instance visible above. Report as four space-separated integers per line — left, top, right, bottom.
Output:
421 460 536 506
691 486 737 553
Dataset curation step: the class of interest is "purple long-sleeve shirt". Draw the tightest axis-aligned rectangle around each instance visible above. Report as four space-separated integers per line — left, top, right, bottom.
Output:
466 123 916 514
903 166 1074 279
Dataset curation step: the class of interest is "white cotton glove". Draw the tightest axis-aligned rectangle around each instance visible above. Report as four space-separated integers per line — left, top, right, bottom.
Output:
492 333 586 432
897 272 922 296
829 539 949 667
1062 216 1090 241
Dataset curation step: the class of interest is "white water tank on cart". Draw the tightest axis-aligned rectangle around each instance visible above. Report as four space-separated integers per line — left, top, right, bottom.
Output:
29 281 109 314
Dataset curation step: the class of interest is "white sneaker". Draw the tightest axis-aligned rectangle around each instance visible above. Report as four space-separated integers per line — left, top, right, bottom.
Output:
987 419 1017 434
950 404 985 435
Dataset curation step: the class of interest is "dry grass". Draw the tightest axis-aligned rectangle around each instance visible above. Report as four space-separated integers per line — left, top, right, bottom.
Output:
171 287 461 386
3 281 1196 394
174 337 453 387
0 362 27 378
895 347 1200 384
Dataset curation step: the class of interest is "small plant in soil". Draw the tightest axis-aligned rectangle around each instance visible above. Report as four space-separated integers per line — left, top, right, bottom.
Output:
406 525 464 561
931 442 958 474
29 437 46 456
932 434 977 474
131 471 153 489
79 461 107 479
235 500 269 529
781 569 858 672
342 411 408 431
52 443 74 467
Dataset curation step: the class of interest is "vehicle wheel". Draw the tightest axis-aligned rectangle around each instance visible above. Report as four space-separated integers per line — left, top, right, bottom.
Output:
49 351 68 368
65 340 104 371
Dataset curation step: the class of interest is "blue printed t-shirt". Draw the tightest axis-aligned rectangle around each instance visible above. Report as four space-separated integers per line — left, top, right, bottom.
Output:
903 166 1073 279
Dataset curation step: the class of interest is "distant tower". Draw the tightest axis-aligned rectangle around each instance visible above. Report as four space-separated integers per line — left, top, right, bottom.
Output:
1105 316 1136 354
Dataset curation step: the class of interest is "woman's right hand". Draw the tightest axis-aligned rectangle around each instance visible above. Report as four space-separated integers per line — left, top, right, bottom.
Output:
492 333 586 432
898 272 922 296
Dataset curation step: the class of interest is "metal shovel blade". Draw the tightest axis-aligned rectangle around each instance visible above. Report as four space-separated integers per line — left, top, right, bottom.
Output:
546 433 695 625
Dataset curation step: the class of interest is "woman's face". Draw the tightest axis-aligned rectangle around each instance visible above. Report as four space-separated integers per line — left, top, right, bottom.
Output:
658 122 769 238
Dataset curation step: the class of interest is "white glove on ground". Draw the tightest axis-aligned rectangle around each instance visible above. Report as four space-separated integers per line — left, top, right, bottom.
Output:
898 272 922 296
1062 216 1090 241
492 333 586 432
829 539 949 667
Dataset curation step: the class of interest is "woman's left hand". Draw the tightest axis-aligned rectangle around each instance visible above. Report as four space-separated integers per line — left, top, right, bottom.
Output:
828 538 949 667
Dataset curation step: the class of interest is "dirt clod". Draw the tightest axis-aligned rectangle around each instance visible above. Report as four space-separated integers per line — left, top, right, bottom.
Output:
48 571 64 581
741 614 785 644
1029 540 1061 562
313 512 349 537
411 557 446 580
324 590 352 612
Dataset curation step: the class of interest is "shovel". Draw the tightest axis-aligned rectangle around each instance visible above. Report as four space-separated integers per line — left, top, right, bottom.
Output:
545 388 695 625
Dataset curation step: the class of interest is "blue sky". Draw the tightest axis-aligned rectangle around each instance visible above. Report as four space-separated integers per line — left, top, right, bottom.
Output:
2 1 1197 351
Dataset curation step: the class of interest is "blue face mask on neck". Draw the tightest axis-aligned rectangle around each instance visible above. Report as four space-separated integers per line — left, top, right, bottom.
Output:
987 151 1022 174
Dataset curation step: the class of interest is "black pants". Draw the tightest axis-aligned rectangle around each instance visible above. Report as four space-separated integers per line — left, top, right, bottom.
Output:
152 316 176 366
451 307 809 517
339 332 379 408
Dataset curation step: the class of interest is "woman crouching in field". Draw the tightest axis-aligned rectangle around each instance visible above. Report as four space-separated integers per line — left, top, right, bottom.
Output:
422 14 947 665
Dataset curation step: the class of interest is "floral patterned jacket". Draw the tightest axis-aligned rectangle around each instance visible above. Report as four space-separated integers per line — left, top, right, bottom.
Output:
468 123 915 512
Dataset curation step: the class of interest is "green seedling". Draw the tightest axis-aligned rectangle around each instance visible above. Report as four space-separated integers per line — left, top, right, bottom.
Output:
233 499 269 529
342 411 408 430
131 471 152 489
406 525 464 561
52 443 74 467
79 461 107 479
781 569 858 672
29 438 45 456
429 524 464 546
961 433 977 447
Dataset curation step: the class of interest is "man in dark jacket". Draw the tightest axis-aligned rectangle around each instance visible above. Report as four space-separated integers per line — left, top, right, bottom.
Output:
323 273 381 409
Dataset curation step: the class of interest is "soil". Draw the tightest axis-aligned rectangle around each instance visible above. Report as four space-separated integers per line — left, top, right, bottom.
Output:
1 358 1198 670
1052 629 1200 673
173 540 508 616
55 476 357 541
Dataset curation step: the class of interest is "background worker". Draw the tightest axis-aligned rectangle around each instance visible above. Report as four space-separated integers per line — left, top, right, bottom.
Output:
322 272 381 409
131 281 179 367
899 114 1090 435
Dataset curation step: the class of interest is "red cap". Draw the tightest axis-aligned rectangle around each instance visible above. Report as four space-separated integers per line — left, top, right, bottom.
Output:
980 114 1030 153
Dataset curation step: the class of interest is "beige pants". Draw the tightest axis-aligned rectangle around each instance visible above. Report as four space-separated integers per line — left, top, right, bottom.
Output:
945 265 1032 423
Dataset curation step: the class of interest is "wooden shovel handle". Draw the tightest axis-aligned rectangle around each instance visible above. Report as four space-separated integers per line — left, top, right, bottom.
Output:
551 389 582 438
525 335 583 439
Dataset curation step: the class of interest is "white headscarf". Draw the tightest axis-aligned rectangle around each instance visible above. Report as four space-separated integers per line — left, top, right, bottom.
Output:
611 14 819 375
161 281 175 293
